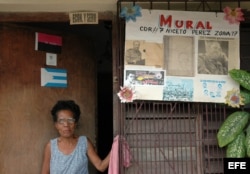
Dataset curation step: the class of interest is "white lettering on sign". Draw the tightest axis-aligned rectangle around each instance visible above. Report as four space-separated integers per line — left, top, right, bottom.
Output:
228 162 246 169
69 12 98 25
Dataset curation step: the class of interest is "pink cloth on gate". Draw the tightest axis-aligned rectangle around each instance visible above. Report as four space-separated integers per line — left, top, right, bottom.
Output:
108 135 132 174
121 136 132 168
108 135 119 174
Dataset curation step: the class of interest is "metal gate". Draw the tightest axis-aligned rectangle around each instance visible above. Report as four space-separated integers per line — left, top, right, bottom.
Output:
119 102 228 174
115 1 250 174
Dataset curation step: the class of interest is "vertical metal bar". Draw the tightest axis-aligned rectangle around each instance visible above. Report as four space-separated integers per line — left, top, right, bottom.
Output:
164 103 167 173
179 104 183 174
202 0 205 11
183 103 186 174
219 0 222 12
169 103 172 174
196 107 203 174
172 103 175 174
188 104 193 174
208 103 212 174
150 0 153 10
189 103 192 174
205 103 210 174
215 104 219 173
159 103 163 174
182 103 186 173
153 103 157 174
136 102 140 174
175 104 179 174
152 103 155 174
116 5 126 162
152 103 157 174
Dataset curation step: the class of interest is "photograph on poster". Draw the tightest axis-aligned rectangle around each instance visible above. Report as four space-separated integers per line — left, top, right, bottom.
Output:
124 40 146 65
163 36 195 77
198 39 229 75
163 78 194 101
200 79 226 99
125 40 164 67
124 69 165 87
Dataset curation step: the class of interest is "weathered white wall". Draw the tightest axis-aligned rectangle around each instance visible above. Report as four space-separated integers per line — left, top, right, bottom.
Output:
0 0 117 12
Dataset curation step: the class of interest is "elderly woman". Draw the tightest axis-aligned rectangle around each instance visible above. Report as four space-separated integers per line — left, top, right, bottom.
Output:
41 100 110 174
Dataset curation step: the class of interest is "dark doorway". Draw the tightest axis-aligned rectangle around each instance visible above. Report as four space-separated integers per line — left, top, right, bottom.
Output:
96 21 113 174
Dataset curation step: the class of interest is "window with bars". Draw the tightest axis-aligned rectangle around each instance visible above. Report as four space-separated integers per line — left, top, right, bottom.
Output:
121 102 227 174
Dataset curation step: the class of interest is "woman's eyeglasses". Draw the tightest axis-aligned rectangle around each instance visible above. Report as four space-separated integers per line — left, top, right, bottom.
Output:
57 118 75 124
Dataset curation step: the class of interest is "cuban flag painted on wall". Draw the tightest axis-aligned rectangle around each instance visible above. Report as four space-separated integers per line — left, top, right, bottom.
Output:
41 68 67 88
35 32 62 54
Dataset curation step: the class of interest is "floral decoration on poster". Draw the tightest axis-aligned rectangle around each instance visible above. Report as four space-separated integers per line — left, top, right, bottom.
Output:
223 6 245 24
117 86 136 103
120 5 142 22
224 88 244 108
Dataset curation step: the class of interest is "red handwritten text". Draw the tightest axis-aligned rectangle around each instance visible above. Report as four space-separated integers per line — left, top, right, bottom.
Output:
159 15 212 30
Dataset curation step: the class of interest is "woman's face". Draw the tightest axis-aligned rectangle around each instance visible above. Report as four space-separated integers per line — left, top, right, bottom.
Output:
55 109 76 138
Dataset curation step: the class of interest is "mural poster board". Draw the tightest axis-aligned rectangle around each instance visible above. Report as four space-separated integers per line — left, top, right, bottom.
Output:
124 9 240 103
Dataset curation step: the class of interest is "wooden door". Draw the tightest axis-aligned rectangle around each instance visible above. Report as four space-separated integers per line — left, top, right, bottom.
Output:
0 23 97 173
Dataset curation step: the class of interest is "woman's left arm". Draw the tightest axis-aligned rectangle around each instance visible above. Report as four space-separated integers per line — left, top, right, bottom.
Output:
87 138 110 172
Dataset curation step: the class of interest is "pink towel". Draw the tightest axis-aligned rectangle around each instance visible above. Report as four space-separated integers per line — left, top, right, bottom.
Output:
108 135 132 174
121 136 132 168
